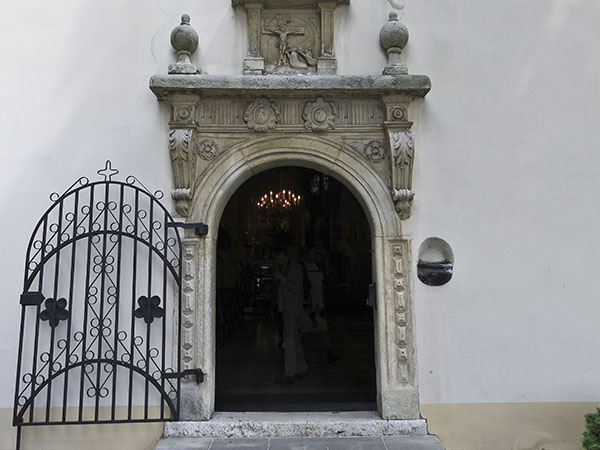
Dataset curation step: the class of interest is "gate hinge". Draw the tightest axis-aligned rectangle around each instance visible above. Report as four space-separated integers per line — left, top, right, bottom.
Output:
163 368 204 384
167 222 209 237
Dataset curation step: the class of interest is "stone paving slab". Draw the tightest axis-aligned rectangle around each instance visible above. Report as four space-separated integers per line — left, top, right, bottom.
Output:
154 436 445 450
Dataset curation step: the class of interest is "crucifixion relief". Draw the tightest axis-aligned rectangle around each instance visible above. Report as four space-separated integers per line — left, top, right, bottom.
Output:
262 16 316 70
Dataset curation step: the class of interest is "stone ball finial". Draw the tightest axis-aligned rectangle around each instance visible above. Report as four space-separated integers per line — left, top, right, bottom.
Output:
170 14 199 54
380 11 409 52
169 14 200 74
380 11 409 75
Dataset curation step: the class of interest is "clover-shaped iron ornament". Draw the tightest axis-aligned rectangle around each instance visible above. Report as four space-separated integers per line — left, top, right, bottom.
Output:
40 298 70 328
134 295 164 325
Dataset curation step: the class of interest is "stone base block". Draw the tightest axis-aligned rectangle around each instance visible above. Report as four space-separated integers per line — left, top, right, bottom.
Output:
317 57 337 75
169 63 198 74
164 411 427 438
244 57 265 75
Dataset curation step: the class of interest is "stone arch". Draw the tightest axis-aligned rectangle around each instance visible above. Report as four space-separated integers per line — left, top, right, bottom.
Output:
190 135 401 239
181 135 418 421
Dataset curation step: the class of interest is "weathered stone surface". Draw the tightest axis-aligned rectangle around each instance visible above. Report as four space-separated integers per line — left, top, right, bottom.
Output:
153 435 445 450
149 74 431 98
165 412 428 438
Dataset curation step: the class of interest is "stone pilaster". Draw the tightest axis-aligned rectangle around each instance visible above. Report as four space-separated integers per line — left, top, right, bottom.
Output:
243 2 265 74
317 1 337 74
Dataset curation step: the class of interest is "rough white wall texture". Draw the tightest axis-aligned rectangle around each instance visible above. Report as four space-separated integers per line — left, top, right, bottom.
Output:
0 0 599 415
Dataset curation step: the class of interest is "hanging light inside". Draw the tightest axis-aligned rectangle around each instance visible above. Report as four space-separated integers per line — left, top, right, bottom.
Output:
256 188 301 210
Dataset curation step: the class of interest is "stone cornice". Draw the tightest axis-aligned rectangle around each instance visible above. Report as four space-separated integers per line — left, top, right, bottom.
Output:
232 0 350 7
149 74 431 99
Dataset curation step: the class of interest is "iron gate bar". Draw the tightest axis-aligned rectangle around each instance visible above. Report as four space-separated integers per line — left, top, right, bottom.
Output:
13 162 199 450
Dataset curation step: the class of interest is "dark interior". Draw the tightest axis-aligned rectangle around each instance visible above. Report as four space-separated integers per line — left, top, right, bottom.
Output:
215 167 376 411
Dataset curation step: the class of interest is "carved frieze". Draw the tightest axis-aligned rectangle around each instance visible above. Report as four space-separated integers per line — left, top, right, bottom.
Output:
244 98 281 131
363 140 386 163
303 97 337 131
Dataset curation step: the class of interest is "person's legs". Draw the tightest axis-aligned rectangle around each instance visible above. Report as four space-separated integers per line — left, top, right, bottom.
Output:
294 315 308 376
282 311 297 377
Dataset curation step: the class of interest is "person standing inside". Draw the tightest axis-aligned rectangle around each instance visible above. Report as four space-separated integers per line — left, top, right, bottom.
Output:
273 247 308 384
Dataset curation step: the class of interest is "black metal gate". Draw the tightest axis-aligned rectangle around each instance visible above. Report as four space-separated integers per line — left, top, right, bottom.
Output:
13 162 200 447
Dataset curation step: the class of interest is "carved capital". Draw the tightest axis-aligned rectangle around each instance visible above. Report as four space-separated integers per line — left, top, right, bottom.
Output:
168 128 194 216
388 130 415 219
244 98 281 131
303 97 337 131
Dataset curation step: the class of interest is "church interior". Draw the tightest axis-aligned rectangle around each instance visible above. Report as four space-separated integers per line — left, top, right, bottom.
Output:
215 167 376 411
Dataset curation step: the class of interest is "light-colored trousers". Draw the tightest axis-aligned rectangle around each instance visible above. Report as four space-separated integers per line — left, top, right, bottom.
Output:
282 311 307 377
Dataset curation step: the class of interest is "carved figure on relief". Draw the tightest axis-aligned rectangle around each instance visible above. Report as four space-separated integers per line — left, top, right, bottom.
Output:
262 15 318 74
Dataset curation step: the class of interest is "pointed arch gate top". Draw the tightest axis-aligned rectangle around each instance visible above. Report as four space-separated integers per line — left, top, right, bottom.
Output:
13 162 205 447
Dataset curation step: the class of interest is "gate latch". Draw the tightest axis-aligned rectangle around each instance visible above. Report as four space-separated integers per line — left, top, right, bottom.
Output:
167 221 208 237
163 368 204 384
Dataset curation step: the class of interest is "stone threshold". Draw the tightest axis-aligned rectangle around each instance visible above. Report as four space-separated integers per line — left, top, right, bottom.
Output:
164 411 428 438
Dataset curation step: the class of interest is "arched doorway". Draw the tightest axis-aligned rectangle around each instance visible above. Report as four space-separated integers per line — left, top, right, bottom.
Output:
215 167 375 411
179 135 418 421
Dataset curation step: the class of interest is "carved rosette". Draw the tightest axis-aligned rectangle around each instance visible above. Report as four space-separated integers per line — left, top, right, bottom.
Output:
173 104 195 124
390 242 410 385
244 98 281 131
389 131 415 219
303 97 337 131
196 139 219 161
168 128 193 216
364 141 386 163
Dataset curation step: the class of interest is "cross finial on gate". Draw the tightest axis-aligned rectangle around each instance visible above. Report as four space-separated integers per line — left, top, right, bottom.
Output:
97 160 119 181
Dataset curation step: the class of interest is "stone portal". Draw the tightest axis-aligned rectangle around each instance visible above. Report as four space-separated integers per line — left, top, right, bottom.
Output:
150 8 430 421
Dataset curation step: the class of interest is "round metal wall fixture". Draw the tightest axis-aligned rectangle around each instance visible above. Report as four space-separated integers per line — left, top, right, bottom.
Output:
417 237 454 286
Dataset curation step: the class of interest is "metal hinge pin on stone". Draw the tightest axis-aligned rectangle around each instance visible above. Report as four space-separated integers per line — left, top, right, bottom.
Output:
167 221 209 237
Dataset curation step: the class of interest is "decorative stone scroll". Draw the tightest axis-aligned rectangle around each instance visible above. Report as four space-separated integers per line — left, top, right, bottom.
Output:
390 131 414 219
169 129 193 217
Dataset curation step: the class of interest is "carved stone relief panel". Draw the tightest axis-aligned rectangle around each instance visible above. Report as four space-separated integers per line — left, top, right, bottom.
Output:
390 240 412 386
181 239 199 372
244 98 281 131
261 11 320 74
303 97 337 131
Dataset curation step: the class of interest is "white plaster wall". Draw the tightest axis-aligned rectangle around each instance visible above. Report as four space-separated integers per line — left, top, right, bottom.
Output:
0 0 599 418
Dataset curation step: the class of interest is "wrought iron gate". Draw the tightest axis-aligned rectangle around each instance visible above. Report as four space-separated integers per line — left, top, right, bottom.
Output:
13 162 200 447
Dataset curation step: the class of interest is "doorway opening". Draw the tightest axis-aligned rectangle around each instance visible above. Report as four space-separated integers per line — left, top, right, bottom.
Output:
215 166 375 412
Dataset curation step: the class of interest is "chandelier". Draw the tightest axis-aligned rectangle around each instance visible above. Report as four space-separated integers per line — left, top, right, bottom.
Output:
256 189 301 210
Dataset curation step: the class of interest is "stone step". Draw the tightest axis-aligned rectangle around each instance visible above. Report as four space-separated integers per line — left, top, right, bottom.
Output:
154 435 445 450
164 412 428 439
